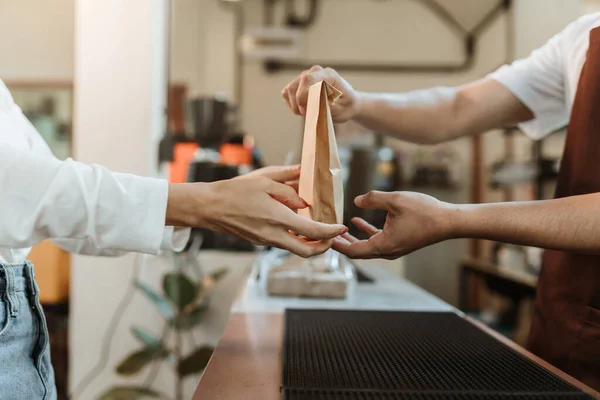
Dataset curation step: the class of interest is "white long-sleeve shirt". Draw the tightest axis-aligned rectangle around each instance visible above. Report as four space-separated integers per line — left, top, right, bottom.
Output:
0 79 190 263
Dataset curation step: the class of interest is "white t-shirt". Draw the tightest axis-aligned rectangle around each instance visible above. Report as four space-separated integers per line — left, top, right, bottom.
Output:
489 13 600 139
0 80 189 263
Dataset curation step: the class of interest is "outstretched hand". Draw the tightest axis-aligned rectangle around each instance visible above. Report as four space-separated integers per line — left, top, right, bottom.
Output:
167 165 347 258
332 191 457 259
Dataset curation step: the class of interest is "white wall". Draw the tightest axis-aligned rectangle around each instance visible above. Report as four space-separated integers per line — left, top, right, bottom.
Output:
0 0 74 80
170 0 236 98
514 0 581 58
582 0 600 13
170 0 205 95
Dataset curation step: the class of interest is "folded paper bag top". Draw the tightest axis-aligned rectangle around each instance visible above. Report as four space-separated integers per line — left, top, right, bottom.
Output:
298 80 344 225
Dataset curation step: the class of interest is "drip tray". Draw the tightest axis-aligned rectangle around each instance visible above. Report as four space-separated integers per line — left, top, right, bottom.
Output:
282 310 593 399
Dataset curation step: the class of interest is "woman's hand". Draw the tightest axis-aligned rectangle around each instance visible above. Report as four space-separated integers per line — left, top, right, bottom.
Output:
282 65 360 122
166 165 347 257
332 191 457 259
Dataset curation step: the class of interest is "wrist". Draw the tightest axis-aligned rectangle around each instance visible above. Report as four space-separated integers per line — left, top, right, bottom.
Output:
166 183 214 227
353 91 369 120
443 203 472 239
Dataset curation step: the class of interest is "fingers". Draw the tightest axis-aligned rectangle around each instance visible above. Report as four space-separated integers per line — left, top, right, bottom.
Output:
286 179 299 192
296 68 326 115
332 238 378 259
333 236 352 248
275 233 332 258
254 165 301 183
355 191 396 211
351 217 381 236
282 65 331 116
288 85 300 114
286 211 347 240
282 77 302 115
333 219 381 257
264 180 307 210
342 232 359 243
333 229 390 259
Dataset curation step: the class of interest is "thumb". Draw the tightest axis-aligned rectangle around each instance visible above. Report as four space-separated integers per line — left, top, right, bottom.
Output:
289 212 348 241
355 191 395 211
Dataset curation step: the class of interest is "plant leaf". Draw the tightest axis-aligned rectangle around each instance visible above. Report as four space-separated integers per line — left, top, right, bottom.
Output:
135 281 176 320
196 267 229 297
97 385 164 400
210 267 228 282
115 346 168 376
177 346 215 377
170 302 209 330
162 272 197 309
131 326 161 347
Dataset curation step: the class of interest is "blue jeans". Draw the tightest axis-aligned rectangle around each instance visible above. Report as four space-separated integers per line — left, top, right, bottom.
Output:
0 262 56 400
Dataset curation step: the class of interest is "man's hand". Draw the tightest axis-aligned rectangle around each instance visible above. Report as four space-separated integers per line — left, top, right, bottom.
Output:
167 165 347 258
282 65 360 122
332 191 457 259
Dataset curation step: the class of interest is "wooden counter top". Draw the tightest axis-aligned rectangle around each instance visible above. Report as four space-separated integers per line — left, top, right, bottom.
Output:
193 313 282 400
194 260 599 399
194 312 600 400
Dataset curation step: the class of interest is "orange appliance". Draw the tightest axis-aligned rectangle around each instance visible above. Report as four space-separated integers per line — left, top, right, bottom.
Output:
169 142 199 183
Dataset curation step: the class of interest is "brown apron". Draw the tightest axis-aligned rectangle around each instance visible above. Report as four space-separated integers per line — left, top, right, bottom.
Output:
527 27 600 390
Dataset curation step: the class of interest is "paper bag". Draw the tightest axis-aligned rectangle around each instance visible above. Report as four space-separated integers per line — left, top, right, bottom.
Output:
298 80 344 224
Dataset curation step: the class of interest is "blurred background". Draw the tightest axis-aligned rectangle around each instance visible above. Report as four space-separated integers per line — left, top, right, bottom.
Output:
0 0 598 399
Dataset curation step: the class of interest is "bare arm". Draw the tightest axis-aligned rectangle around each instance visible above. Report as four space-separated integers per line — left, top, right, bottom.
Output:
332 191 600 259
283 67 534 145
455 194 600 253
354 78 534 144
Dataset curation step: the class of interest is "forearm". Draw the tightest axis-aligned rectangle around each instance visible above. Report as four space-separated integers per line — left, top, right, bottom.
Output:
353 78 533 145
454 193 600 253
354 87 461 145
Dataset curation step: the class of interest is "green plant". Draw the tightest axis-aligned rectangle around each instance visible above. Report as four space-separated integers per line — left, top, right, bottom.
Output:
98 266 228 400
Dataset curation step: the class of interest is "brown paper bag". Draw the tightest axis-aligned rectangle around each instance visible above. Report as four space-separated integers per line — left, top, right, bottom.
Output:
298 80 344 224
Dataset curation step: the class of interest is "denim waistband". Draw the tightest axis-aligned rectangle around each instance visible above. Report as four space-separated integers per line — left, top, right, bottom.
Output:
0 262 37 295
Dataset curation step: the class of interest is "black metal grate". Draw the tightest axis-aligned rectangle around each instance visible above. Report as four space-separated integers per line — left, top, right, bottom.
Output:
282 310 593 399
282 389 593 399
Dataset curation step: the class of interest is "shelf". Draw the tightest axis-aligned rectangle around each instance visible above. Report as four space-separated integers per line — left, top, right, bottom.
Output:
460 257 538 289
489 159 559 187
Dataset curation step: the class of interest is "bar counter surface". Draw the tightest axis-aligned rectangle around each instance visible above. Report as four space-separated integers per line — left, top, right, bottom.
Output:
193 262 600 399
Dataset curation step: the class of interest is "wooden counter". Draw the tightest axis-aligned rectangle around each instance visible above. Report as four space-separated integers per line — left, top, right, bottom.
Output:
193 262 599 399
193 313 282 400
